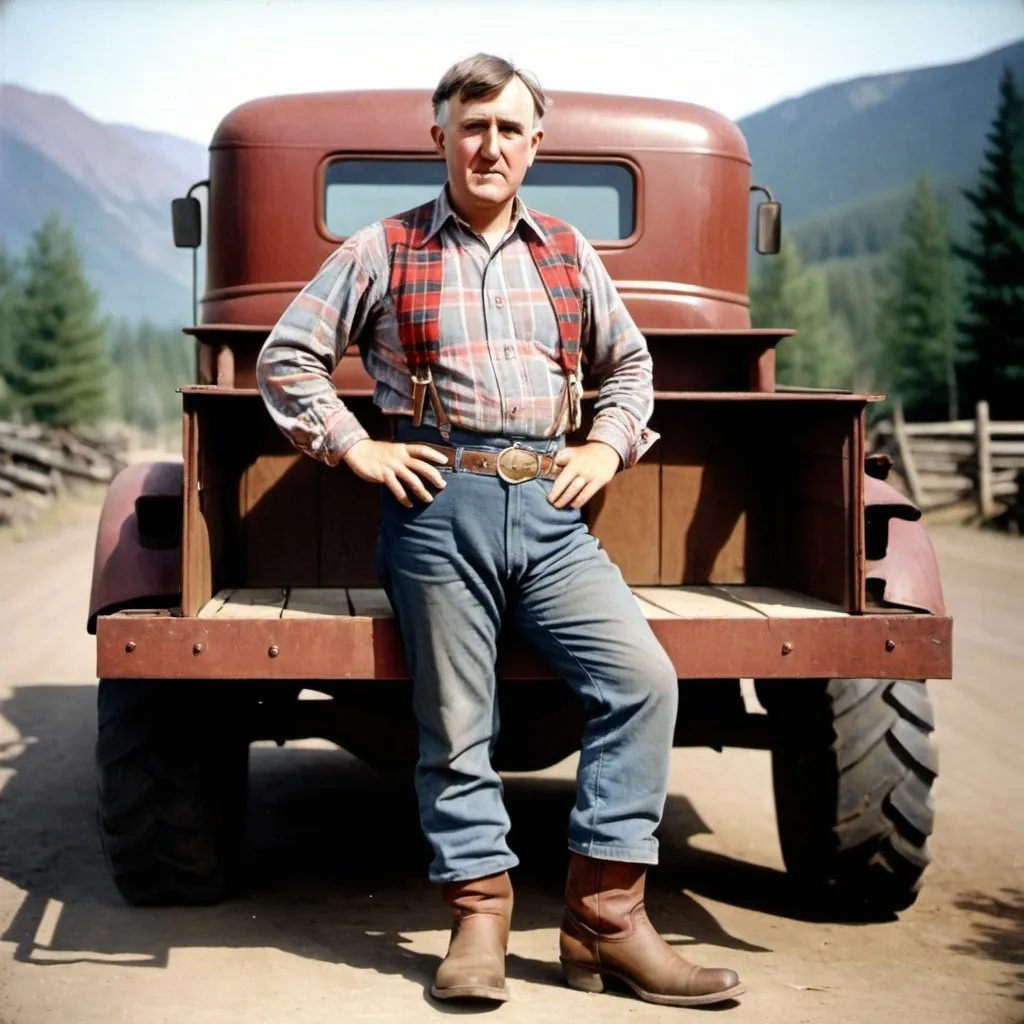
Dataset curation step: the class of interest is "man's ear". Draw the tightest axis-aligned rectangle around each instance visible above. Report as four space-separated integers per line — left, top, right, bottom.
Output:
430 125 446 156
526 128 544 167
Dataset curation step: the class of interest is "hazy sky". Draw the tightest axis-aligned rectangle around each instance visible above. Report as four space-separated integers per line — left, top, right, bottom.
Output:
1 0 1023 144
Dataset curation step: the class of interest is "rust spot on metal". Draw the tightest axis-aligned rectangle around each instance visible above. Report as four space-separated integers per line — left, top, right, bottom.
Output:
885 639 897 652
124 640 136 653
781 641 794 655
268 644 280 658
193 642 204 656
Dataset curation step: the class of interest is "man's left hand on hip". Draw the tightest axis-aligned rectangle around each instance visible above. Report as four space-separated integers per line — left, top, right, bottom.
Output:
548 441 621 509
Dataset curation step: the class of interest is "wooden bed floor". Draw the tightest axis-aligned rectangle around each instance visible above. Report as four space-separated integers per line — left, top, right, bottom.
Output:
197 585 848 621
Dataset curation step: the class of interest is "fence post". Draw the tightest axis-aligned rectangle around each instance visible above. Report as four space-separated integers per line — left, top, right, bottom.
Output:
976 400 995 520
893 403 924 508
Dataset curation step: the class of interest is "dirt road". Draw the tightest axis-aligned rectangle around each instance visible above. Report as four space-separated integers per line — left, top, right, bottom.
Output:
0 511 1021 1024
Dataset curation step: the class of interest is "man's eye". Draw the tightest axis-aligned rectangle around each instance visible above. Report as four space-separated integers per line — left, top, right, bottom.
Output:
500 127 521 136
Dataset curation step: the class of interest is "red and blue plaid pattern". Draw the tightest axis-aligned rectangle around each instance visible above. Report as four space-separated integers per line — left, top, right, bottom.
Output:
384 201 582 376
257 190 658 470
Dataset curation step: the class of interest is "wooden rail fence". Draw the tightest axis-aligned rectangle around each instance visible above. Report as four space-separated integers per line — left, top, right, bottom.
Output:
871 401 1024 520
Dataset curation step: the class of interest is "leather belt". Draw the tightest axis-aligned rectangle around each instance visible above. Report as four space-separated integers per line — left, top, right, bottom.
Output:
419 441 559 484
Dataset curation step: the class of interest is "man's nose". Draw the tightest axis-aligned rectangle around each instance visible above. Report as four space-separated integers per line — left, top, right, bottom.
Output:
480 124 500 160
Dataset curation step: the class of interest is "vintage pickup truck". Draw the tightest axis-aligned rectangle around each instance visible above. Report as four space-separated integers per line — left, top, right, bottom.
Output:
88 88 951 916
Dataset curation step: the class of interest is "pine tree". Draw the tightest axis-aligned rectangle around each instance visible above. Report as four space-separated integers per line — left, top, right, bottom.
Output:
750 236 853 388
876 173 958 420
13 212 110 427
954 65 1024 419
0 244 18 416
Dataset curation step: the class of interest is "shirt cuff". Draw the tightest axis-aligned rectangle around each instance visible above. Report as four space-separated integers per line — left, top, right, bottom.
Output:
586 419 660 470
321 409 370 466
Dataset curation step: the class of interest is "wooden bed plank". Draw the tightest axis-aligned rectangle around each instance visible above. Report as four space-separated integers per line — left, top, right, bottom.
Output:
715 586 846 618
630 591 680 619
348 588 395 617
631 586 762 619
283 588 352 618
218 587 287 619
197 588 235 619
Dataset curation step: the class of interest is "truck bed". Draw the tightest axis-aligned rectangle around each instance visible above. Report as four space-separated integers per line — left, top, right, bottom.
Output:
197 585 847 620
95 585 951 681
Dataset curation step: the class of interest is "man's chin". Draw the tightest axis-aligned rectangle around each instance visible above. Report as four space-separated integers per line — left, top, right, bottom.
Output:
465 181 514 205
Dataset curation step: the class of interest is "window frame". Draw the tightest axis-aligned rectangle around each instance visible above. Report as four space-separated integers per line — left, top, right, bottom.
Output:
314 152 644 249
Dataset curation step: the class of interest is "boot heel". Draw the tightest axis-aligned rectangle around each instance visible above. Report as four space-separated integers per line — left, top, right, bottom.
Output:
561 961 605 993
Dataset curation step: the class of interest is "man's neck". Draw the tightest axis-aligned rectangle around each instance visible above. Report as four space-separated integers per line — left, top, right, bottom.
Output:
448 189 516 241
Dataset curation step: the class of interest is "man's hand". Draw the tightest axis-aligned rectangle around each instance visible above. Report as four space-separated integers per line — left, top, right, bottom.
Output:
343 439 448 507
548 441 621 509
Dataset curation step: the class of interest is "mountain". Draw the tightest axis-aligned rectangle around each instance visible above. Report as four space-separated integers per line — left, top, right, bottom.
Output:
1 38 1022 326
110 124 207 185
0 84 206 324
738 38 1024 231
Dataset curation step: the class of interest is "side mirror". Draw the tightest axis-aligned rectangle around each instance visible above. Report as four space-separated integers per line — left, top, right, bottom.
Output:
171 196 202 249
750 185 781 255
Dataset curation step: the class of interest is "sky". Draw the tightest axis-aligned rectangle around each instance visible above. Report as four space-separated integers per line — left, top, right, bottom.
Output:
1 0 1023 145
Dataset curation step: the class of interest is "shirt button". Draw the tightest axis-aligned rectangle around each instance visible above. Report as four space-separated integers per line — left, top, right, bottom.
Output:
494 294 504 308
509 406 518 418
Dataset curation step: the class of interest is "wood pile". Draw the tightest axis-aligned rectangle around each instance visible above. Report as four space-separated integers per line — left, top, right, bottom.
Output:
0 420 126 528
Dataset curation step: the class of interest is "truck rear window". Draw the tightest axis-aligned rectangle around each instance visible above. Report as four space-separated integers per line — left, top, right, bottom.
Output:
323 159 635 241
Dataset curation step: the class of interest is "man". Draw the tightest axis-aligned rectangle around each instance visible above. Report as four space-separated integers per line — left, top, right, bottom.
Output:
257 54 744 1009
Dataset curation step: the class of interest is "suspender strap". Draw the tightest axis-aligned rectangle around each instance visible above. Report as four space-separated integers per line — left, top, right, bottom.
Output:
383 199 586 433
383 204 450 436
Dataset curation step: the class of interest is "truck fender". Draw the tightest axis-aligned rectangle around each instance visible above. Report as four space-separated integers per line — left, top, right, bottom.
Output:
864 474 946 616
87 461 184 634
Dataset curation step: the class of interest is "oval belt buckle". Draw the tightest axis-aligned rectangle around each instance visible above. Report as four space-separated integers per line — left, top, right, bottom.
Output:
496 442 541 485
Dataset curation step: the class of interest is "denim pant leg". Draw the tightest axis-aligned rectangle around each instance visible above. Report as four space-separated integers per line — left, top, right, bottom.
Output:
509 478 679 864
378 471 520 884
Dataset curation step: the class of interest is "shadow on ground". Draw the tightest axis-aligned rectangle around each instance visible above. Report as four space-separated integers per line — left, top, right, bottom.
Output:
950 889 1024 1004
0 680 926 1000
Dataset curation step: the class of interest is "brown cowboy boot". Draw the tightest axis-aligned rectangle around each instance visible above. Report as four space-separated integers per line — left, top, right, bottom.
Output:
560 853 744 1007
431 871 513 1002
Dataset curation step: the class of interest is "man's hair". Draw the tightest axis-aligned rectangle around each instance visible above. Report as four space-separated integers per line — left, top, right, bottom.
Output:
432 53 548 131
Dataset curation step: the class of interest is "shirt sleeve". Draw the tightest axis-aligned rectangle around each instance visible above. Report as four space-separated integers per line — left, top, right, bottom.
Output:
255 224 388 465
576 232 660 469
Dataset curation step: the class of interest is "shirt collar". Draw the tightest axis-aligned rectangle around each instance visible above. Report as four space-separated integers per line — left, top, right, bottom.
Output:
423 186 545 245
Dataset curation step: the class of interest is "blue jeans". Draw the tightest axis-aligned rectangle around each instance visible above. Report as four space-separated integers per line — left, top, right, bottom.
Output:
377 422 679 884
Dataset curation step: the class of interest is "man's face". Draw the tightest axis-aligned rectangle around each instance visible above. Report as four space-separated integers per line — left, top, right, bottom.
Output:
432 76 542 215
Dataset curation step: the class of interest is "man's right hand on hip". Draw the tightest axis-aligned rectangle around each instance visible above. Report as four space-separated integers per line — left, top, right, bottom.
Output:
344 439 449 507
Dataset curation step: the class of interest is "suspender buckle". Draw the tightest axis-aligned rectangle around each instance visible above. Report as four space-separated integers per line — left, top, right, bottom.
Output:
410 368 451 440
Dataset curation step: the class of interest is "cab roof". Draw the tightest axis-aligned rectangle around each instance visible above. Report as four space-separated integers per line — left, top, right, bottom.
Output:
211 89 749 161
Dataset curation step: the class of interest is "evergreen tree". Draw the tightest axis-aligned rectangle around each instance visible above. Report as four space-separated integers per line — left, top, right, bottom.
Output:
954 65 1024 419
13 212 110 427
750 236 853 388
0 245 18 416
876 173 959 420
108 318 193 429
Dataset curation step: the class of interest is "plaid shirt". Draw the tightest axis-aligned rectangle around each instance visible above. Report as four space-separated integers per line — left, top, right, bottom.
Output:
257 189 659 469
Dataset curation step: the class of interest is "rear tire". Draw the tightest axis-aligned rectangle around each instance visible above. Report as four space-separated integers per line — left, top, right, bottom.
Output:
756 678 937 918
96 679 249 905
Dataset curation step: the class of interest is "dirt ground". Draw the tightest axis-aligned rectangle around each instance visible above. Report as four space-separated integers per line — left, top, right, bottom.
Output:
0 509 1021 1024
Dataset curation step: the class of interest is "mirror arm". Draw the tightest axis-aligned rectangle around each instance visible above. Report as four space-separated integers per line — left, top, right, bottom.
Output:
186 181 209 326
